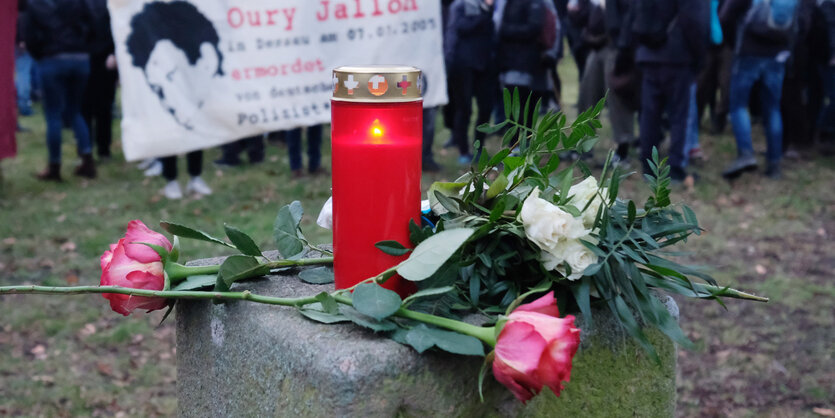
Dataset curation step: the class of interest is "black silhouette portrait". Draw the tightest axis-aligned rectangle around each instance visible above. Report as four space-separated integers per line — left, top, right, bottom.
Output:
126 2 223 130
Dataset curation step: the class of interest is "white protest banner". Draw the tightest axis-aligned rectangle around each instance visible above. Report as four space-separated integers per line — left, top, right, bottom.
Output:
108 0 447 161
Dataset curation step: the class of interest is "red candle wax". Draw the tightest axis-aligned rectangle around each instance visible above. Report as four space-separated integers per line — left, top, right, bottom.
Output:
331 100 422 296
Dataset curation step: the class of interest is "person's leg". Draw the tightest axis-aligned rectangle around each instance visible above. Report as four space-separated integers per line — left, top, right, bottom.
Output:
714 46 734 132
663 66 695 179
286 128 303 173
65 58 93 159
14 49 33 115
38 58 65 166
577 49 605 112
603 47 635 154
817 65 835 137
760 59 786 174
246 134 265 163
684 82 700 166
696 47 719 126
422 106 440 171
723 56 759 178
473 69 496 151
639 66 665 174
450 66 474 157
306 125 323 172
186 151 203 177
95 65 118 157
728 57 757 158
161 156 178 181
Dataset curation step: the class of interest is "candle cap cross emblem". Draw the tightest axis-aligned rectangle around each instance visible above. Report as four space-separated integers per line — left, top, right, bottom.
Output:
332 66 422 103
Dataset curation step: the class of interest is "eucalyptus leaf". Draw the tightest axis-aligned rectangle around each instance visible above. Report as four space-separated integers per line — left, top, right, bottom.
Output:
340 306 398 332
397 228 475 281
402 286 456 306
298 267 335 284
299 307 350 324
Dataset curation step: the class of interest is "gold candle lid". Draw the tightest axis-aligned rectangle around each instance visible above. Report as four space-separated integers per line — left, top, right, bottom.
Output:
332 65 422 103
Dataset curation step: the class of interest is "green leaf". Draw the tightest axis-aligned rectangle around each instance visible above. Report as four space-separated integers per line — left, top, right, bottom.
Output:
476 120 508 134
627 200 637 225
512 87 521 122
299 306 350 324
315 292 339 314
402 324 485 356
218 255 270 288
485 174 509 200
273 201 305 258
397 228 475 281
160 221 234 248
503 88 512 122
340 306 398 332
224 224 263 257
501 125 518 147
170 236 180 263
171 274 216 291
402 286 456 306
374 240 411 256
488 149 512 168
428 182 467 214
570 276 593 329
298 266 335 284
352 283 402 321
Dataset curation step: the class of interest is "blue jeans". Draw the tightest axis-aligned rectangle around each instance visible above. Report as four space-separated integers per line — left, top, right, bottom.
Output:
683 82 699 167
728 56 785 163
39 56 92 164
286 125 322 171
14 48 34 114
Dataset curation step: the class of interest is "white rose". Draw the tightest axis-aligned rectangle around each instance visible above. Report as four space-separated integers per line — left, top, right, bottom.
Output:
540 237 599 280
521 188 589 253
317 197 333 230
568 176 607 228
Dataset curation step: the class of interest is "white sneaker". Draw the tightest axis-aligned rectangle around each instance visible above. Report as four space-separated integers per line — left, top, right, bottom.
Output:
143 160 162 177
163 180 183 200
186 176 212 196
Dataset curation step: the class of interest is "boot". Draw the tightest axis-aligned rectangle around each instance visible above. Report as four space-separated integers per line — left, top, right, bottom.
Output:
36 163 62 182
74 154 96 179
721 153 758 180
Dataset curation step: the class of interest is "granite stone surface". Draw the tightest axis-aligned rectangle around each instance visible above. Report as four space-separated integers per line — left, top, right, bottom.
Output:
177 254 678 417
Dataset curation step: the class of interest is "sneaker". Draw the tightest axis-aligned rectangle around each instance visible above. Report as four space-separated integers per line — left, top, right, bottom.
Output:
186 176 213 196
163 181 183 200
722 154 758 180
309 167 330 176
610 153 632 170
457 154 474 165
143 160 163 177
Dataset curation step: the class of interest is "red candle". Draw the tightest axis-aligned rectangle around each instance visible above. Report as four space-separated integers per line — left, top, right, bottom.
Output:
331 66 422 297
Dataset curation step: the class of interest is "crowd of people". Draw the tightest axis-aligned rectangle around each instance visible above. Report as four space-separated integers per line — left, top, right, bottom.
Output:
10 0 835 199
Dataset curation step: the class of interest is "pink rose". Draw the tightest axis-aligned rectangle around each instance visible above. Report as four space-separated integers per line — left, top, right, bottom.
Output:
100 220 172 316
492 291 581 403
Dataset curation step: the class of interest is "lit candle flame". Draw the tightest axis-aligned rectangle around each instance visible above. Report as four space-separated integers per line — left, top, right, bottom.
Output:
369 119 386 144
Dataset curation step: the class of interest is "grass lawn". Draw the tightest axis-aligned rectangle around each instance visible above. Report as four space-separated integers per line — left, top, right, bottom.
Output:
1 57 834 416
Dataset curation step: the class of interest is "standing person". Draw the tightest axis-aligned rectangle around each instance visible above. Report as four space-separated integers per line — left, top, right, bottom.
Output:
720 0 798 179
15 0 33 117
780 0 816 155
82 0 118 160
633 0 709 183
160 151 211 199
446 0 496 163
23 0 96 181
576 0 637 165
698 0 734 135
286 125 326 178
566 0 593 81
812 0 835 153
498 0 548 128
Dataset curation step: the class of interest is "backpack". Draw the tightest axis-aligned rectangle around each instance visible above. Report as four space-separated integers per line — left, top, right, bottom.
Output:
743 0 799 39
631 0 678 49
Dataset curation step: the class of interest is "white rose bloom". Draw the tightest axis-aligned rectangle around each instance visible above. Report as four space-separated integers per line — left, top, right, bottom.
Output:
317 197 333 230
521 188 589 253
568 176 607 228
541 237 599 281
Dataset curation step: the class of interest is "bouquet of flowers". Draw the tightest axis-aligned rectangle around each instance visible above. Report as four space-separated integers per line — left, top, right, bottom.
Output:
0 92 766 403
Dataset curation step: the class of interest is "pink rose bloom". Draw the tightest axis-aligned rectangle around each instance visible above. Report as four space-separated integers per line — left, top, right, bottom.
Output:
492 291 581 403
100 220 172 316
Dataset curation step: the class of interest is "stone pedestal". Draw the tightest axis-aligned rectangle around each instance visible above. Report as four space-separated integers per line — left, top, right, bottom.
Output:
176 257 678 417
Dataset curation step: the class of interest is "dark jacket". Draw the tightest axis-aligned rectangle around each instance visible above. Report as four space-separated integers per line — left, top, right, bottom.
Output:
498 0 546 75
635 0 709 67
582 4 608 49
22 0 93 59
606 0 632 48
812 0 835 63
84 0 114 57
720 0 794 58
445 0 495 71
